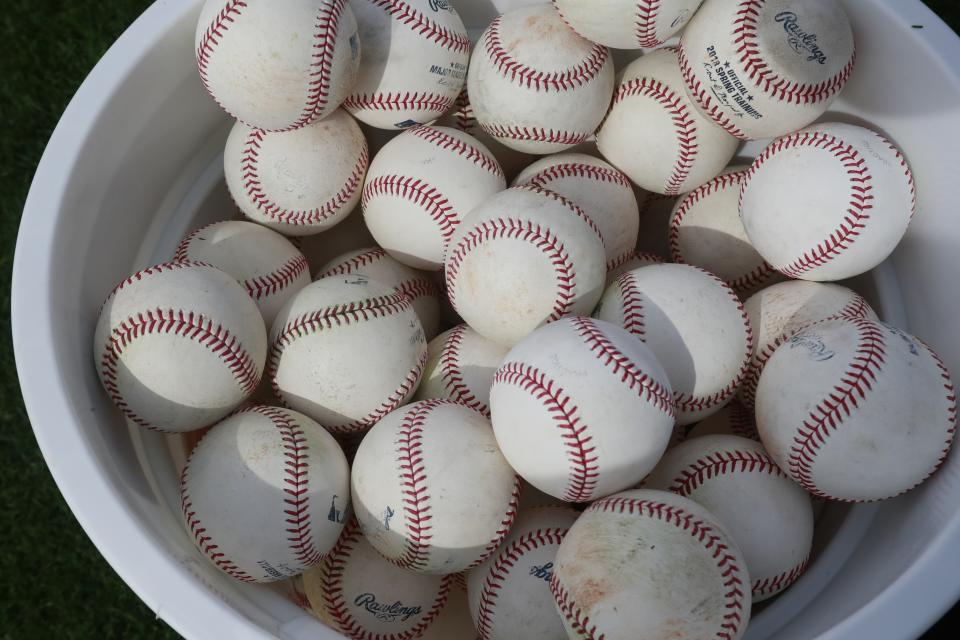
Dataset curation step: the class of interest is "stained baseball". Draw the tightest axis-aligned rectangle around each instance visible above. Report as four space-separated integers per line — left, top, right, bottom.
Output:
180 406 350 582
196 0 361 131
94 261 267 433
553 0 705 49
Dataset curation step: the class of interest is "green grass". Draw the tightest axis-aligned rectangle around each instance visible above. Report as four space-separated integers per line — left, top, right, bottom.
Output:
1 1 959 639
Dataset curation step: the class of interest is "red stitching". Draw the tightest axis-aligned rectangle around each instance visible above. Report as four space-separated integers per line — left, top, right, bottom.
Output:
734 0 855 106
483 14 609 92
613 270 646 339
727 401 760 440
742 131 873 278
451 88 476 132
195 1 247 125
100 261 210 312
493 363 599 502
439 324 491 417
551 577 604 640
667 448 786 496
613 76 698 196
607 251 665 275
396 278 440 307
476 526 569 639
678 45 748 139
291 0 349 131
362 175 459 241
408 126 504 179
394 400 442 570
367 0 469 53
753 557 809 599
881 135 917 219
522 162 632 192
480 123 591 147
317 248 441 305
469 476 522 570
635 0 663 48
918 339 958 487
320 518 452 639
242 128 367 226
342 91 455 116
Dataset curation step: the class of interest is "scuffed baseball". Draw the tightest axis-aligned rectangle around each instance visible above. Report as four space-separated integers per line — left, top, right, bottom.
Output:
679 0 855 140
668 166 782 297
552 489 750 640
597 47 738 196
196 0 361 131
553 0 705 49
467 506 579 640
512 153 640 272
224 110 368 236
317 247 442 339
174 220 311 327
740 123 916 281
445 186 606 346
489 317 675 502
595 264 752 425
344 0 469 129
268 275 426 435
351 400 520 574
466 4 615 154
739 280 877 408
685 399 759 442
416 324 511 418
756 317 957 502
94 262 267 432
180 406 350 582
646 435 813 601
362 125 506 270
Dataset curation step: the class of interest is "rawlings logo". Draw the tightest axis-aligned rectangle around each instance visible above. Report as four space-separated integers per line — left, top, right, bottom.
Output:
428 0 453 12
775 12 827 64
354 593 423 622
789 332 835 362
529 562 554 582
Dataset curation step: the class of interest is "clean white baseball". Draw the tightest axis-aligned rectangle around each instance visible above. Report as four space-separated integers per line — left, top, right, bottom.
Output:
268 274 426 435
415 324 511 418
684 399 759 442
740 123 916 281
317 247 442 339
553 0 705 49
224 110 368 236
678 0 855 140
756 317 957 502
668 166 782 297
174 220 311 327
512 153 640 272
595 264 752 425
362 125 506 270
196 0 360 131
94 262 267 433
180 405 350 582
739 280 877 408
302 517 453 638
597 47 738 196
645 435 813 601
551 489 750 640
605 251 665 287
467 506 579 640
343 0 469 129
466 4 615 154
489 317 675 502
444 186 606 346
351 399 521 574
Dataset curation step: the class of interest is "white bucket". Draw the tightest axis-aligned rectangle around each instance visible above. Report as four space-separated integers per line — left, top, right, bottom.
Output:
12 1 960 638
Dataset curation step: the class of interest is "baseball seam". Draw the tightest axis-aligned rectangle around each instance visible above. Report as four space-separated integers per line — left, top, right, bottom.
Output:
522 162 633 192
291 0 348 131
362 175 459 242
439 325 491 416
342 91 456 118
368 0 470 53
635 0 663 48
394 400 443 571
408 126 505 179
753 557 809 599
666 448 787 496
468 476 523 570
451 88 477 132
678 45 749 139
613 270 647 339
195 1 248 125
316 248 441 306
551 576 603 640
480 123 592 147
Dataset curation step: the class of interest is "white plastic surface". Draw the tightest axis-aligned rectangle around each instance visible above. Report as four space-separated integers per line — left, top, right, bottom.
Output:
11 1 960 639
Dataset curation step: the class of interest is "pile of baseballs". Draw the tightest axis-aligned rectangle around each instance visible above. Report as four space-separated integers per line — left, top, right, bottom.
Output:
92 1 957 638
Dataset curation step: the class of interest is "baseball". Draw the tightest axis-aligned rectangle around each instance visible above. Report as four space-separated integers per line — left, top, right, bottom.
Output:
597 47 738 196
94 261 267 433
351 399 521 574
268 274 426 435
174 220 311 327
685 399 760 442
605 251 665 286
317 246 442 339
512 153 641 272
224 109 368 236
416 324 511 418
668 166 783 297
678 0 855 140
467 506 579 640
740 123 916 281
553 0 705 49
551 489 750 640
444 185 607 346
466 4 615 154
297 208 377 273
756 317 957 502
595 264 753 425
196 0 360 131
302 517 453 637
419 571 478 640
489 317 675 502
645 434 814 601
180 405 350 582
739 279 877 408
362 124 506 270
343 0 469 129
